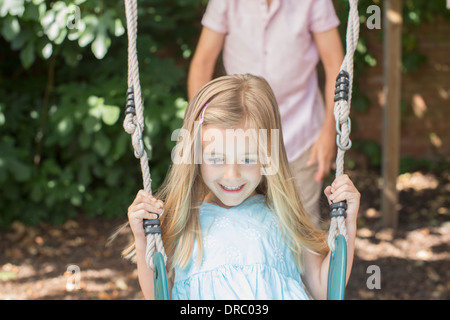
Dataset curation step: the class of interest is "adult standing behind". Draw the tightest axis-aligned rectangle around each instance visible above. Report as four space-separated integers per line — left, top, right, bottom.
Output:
187 0 344 226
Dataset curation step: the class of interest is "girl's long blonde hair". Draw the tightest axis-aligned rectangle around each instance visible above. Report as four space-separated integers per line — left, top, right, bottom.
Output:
153 74 329 272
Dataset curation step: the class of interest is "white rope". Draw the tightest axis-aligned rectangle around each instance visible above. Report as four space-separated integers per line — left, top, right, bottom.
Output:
328 0 360 251
123 0 167 269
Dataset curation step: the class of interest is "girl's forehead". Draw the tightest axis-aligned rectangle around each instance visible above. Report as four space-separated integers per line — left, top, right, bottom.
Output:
202 122 257 137
202 120 250 132
202 124 259 152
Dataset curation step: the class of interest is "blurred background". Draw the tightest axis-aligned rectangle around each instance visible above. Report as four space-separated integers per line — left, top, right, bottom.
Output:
0 0 449 299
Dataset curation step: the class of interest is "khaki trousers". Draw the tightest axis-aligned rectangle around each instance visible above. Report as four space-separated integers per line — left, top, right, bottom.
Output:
289 147 322 227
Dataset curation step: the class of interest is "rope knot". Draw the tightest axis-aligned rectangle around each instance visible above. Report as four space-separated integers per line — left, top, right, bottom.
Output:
334 71 352 152
334 70 350 104
123 86 137 135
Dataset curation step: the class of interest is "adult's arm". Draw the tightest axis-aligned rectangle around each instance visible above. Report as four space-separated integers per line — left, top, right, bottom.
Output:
187 27 226 101
308 28 344 181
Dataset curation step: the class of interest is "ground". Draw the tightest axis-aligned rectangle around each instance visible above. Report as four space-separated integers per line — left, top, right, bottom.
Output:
0 168 449 300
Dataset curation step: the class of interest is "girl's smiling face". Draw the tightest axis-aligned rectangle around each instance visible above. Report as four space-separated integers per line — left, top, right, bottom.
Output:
200 122 262 209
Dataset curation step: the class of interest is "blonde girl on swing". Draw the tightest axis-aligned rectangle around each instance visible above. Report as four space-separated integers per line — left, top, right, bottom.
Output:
126 74 360 300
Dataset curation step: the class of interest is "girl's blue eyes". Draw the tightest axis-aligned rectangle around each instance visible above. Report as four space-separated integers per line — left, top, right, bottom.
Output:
241 158 257 165
209 158 224 164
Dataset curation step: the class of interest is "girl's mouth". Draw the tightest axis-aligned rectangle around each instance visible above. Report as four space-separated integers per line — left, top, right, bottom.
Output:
219 183 245 193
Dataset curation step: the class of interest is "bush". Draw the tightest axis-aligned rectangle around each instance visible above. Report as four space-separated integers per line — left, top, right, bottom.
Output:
0 0 205 227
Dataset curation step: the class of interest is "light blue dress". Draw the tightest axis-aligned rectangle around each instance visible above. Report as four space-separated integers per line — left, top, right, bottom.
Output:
172 194 309 300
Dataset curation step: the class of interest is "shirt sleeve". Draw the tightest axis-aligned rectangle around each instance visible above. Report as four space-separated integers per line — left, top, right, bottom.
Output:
201 0 229 34
308 0 340 33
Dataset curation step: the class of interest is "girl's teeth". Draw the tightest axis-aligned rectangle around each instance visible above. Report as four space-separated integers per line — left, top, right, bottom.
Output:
222 184 242 190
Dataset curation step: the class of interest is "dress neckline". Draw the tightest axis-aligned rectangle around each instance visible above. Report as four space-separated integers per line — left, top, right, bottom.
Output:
201 193 265 210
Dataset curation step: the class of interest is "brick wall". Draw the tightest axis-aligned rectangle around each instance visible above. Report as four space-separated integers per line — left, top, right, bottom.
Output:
351 15 450 161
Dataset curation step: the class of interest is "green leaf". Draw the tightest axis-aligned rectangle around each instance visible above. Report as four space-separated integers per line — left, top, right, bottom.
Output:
46 22 60 41
114 18 125 37
70 193 82 206
10 28 28 50
20 41 35 68
8 158 32 182
40 10 55 31
93 133 111 157
32 0 45 5
91 25 110 59
82 116 102 134
101 105 120 125
0 0 25 17
57 116 74 136
53 27 67 45
88 96 103 118
22 1 40 21
1 16 21 41
78 25 95 47
41 42 53 59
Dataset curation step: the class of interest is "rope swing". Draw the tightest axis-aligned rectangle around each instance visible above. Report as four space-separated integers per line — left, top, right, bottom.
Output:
123 0 169 299
326 0 360 300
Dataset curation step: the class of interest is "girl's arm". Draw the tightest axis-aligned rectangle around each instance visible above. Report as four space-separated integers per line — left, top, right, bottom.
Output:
135 235 155 299
302 174 360 300
127 190 165 300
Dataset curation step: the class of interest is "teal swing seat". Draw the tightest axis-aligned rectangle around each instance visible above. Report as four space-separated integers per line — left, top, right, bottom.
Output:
153 252 170 300
327 235 347 300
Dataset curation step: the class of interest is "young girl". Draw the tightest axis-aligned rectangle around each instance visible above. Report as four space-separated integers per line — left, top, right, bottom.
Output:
127 74 360 300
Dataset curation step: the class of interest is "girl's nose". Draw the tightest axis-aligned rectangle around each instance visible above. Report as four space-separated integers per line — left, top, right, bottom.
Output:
223 163 241 180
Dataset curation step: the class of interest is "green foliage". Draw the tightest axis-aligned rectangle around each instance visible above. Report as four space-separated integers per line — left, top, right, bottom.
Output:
352 140 382 167
399 0 450 73
399 156 435 174
0 0 205 227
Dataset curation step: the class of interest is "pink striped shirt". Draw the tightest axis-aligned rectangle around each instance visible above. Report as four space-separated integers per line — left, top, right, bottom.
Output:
202 0 340 161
